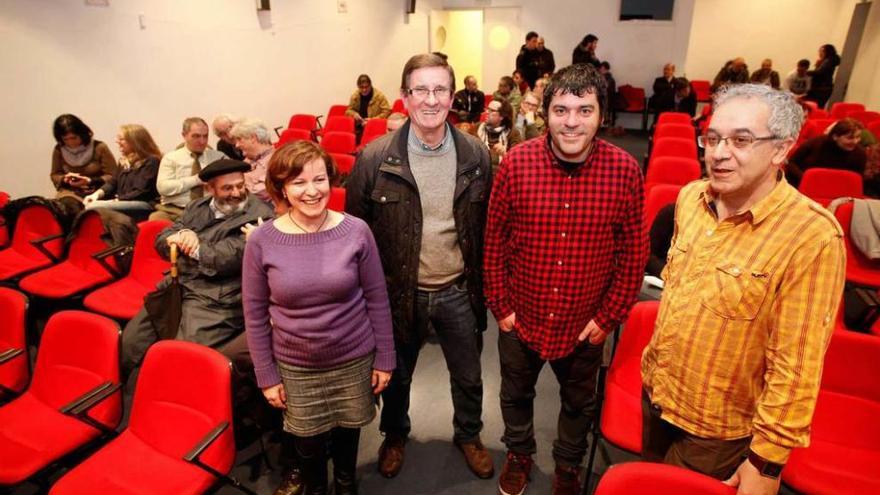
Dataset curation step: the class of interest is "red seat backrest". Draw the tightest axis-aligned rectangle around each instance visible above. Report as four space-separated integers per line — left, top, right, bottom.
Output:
67 211 114 271
323 116 355 134
690 80 711 102
277 128 312 148
128 341 233 472
610 302 660 376
645 156 701 187
329 187 346 212
833 201 880 276
130 220 172 287
329 153 355 175
287 114 317 132
618 85 646 111
848 111 880 127
820 329 880 402
830 102 866 120
361 118 387 142
327 105 348 119
392 99 406 114
11 204 64 261
321 132 356 155
644 184 682 236
29 311 121 426
651 137 697 160
653 123 695 141
799 168 863 205
656 113 692 126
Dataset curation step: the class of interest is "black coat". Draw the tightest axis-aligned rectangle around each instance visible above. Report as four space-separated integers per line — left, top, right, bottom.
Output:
345 121 492 342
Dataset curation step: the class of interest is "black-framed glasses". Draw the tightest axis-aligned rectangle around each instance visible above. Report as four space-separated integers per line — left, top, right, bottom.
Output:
406 87 452 100
698 134 778 149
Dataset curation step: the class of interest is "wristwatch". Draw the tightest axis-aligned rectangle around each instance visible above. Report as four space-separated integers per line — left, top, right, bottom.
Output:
748 450 784 479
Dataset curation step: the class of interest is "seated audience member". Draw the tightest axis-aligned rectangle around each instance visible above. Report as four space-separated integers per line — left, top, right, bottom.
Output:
651 78 697 126
244 140 395 495
535 36 556 78
711 57 749 92
83 124 161 215
572 33 600 67
50 114 117 210
345 74 392 130
452 75 486 123
512 70 530 95
151 117 227 222
230 118 273 203
494 76 522 116
646 203 675 278
514 92 546 140
212 114 244 161
786 118 867 188
750 58 781 89
784 59 812 97
533 77 549 108
805 43 841 109
121 158 274 376
386 112 407 133
650 63 676 110
515 32 541 90
478 98 522 172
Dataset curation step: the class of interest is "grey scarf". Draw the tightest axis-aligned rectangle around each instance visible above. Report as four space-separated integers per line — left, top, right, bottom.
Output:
60 141 95 167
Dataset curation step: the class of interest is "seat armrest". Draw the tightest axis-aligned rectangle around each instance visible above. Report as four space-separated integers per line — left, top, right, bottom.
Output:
30 233 64 263
60 381 122 434
92 245 130 278
184 421 229 463
0 347 24 364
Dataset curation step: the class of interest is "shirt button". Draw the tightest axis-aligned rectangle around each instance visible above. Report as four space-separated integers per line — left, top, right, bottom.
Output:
564 203 570 209
380 196 387 202
731 267 741 276
549 313 555 318
553 288 559 293
561 232 567 238
706 229 714 236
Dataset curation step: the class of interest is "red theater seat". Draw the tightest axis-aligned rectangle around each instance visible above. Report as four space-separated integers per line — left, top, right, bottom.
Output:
276 128 313 148
330 153 355 176
360 118 387 148
653 123 695 141
50 341 238 495
286 114 317 133
329 187 346 212
783 331 880 495
321 131 357 155
595 462 735 495
833 200 880 287
84 220 172 320
799 168 863 207
0 202 64 281
19 210 121 299
656 112 692 126
644 157 700 195
643 184 682 237
690 80 711 103
0 311 121 486
830 102 865 120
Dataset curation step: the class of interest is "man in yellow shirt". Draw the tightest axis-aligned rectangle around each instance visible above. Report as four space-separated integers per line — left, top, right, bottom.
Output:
641 84 845 495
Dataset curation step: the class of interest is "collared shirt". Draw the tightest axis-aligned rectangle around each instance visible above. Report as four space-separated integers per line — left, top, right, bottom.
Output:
244 147 272 202
484 136 647 360
156 146 227 207
641 178 845 464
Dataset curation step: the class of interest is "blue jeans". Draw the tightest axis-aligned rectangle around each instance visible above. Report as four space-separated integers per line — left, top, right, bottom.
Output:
379 281 484 443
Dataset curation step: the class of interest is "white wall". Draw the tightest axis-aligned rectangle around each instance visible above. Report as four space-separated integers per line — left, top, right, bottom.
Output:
683 0 857 83
0 0 441 198
847 1 880 109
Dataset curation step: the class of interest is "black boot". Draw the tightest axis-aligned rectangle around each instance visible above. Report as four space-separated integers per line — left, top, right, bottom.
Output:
331 427 361 495
294 433 328 495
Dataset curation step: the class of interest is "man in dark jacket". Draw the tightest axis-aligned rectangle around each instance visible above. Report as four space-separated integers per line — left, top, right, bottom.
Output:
535 36 556 78
516 31 542 89
452 75 486 123
346 53 494 481
121 159 273 375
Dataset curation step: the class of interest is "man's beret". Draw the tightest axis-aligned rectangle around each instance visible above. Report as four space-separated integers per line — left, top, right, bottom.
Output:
198 158 251 182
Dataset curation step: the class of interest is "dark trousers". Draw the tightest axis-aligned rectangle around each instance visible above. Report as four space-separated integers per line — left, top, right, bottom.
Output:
498 330 603 467
641 389 750 480
379 282 484 443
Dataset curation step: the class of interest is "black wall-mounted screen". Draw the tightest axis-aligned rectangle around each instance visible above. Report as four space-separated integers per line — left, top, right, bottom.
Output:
620 0 674 21
407 0 416 14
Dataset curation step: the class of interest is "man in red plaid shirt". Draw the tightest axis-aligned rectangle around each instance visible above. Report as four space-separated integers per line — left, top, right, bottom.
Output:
484 63 647 495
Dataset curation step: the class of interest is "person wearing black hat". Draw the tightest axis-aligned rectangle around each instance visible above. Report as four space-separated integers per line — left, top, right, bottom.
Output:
121 157 274 377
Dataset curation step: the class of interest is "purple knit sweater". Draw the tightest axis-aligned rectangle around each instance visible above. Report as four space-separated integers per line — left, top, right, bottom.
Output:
243 214 395 388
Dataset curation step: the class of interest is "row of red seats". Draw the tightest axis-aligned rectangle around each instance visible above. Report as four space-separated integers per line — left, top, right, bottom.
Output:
0 292 248 493
584 300 880 495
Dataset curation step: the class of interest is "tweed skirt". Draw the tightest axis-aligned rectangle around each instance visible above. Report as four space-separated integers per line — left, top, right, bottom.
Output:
278 353 376 436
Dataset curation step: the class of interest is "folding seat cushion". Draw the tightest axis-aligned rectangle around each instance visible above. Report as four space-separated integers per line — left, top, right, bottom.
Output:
595 462 735 495
0 287 28 397
50 341 233 495
0 311 120 485
834 201 880 287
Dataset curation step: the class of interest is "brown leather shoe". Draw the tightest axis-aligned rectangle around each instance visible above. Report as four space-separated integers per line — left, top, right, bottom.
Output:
273 467 304 495
377 435 406 478
498 451 532 495
552 464 581 495
456 439 495 479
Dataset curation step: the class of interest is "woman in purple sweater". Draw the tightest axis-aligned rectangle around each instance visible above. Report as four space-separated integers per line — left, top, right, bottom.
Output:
243 140 395 495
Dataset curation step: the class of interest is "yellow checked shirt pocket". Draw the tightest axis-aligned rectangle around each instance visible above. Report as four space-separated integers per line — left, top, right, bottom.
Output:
701 262 771 320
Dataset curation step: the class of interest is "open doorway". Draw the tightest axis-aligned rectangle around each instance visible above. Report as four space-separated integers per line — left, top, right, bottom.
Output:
429 8 521 96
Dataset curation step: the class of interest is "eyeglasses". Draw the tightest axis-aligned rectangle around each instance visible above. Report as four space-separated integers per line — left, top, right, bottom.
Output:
406 87 452 100
698 134 778 149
